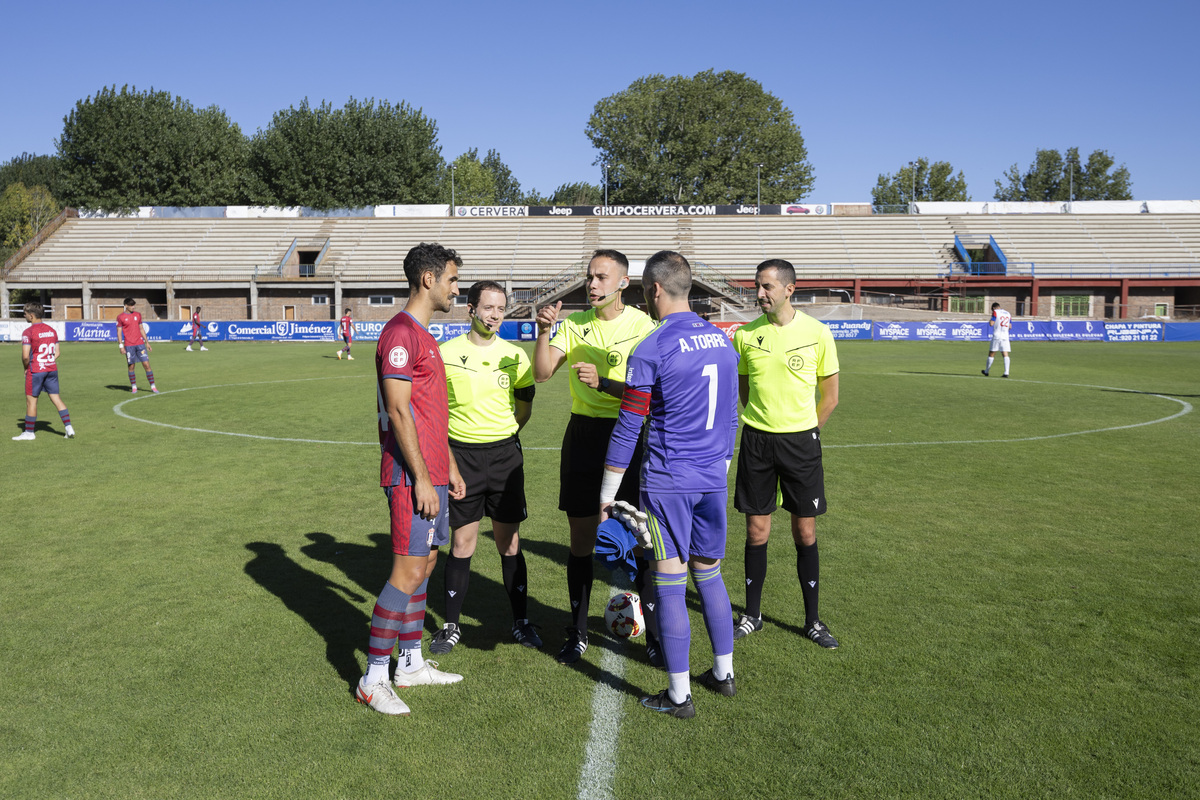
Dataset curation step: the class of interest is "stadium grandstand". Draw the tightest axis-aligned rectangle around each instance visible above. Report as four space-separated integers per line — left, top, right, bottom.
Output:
4 202 1199 323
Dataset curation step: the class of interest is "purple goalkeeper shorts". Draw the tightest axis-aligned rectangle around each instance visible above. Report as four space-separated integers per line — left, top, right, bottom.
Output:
640 490 728 563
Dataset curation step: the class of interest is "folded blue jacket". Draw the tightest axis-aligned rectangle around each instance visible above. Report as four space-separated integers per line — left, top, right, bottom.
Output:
594 518 639 583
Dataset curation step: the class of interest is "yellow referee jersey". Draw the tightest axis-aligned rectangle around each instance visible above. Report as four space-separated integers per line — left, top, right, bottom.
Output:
441 334 534 443
733 311 839 433
549 305 655 417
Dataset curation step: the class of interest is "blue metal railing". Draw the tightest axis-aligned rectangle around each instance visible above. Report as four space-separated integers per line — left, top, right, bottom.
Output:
953 234 1008 275
991 235 1007 272
954 234 970 265
946 262 1199 278
949 261 1028 276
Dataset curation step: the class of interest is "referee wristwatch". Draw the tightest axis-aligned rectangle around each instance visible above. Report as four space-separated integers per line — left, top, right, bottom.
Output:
598 376 611 395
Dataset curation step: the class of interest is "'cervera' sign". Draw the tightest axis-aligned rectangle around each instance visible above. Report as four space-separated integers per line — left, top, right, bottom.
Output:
455 206 529 217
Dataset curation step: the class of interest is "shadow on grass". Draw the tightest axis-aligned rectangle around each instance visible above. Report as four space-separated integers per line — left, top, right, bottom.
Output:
105 384 134 392
758 612 810 641
301 531 567 659
570 631 652 700
12 419 67 436
271 531 708 700
244 540 367 695
523 535 689 697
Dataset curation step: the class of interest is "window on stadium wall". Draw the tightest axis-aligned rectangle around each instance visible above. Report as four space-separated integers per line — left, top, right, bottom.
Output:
950 296 985 314
1054 295 1091 317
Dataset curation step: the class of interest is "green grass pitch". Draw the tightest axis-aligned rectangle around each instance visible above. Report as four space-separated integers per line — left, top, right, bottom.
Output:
2 338 1197 799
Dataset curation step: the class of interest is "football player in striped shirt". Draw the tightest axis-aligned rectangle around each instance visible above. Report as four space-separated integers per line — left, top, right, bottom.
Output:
357 243 467 716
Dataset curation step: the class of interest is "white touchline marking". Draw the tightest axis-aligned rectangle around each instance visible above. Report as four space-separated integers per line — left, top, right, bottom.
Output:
578 579 623 800
111 375 1193 448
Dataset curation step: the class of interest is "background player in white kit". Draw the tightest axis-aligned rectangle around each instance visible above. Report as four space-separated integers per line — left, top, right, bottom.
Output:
982 302 1012 378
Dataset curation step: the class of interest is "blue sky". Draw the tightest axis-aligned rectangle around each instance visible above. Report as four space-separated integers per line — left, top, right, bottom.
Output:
4 0 1196 202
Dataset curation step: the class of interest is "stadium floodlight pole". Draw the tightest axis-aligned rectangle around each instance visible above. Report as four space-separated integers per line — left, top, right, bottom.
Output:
756 163 764 212
450 163 456 210
908 161 916 210
1066 156 1077 212
602 162 608 209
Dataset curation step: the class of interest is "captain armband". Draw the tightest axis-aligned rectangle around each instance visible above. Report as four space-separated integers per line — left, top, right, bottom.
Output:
619 386 651 417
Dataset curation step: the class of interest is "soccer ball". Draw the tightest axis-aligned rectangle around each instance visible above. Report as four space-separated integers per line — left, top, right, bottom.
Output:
604 592 645 638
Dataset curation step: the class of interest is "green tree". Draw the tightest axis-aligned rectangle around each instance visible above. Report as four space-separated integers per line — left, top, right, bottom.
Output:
57 85 253 211
549 182 602 206
251 97 443 209
586 70 813 205
872 158 969 205
481 149 523 205
445 149 497 205
0 182 62 261
994 147 1132 201
521 187 550 205
0 153 62 197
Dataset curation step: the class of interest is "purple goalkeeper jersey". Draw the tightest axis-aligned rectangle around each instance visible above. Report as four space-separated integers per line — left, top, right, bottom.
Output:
606 311 739 493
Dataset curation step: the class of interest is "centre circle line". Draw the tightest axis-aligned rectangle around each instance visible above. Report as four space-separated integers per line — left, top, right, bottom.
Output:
112 376 377 445
823 374 1193 448
111 375 1192 448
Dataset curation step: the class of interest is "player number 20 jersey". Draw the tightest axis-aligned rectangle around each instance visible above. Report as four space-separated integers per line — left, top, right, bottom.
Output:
22 323 58 373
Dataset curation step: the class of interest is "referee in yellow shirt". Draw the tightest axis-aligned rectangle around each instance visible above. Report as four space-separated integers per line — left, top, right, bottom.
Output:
732 259 841 649
534 249 658 665
431 280 542 653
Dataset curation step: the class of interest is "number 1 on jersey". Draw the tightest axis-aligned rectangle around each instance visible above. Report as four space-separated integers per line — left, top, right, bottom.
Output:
702 363 718 430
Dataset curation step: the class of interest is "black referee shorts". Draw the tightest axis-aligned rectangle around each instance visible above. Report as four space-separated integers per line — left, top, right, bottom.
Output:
734 425 827 517
558 413 643 518
449 435 527 528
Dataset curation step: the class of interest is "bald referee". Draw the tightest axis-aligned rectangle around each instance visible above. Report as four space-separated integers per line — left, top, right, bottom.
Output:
433 281 542 653
732 259 841 648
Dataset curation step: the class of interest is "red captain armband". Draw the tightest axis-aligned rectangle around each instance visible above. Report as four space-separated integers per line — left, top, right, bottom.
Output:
620 386 651 416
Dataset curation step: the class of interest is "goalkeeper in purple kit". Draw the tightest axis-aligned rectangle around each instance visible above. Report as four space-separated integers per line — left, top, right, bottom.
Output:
600 250 740 718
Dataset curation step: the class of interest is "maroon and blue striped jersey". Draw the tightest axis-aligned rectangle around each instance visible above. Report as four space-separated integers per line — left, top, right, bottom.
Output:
606 311 739 493
376 311 449 487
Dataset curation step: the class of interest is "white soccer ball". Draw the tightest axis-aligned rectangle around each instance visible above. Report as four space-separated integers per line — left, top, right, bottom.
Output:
604 592 645 638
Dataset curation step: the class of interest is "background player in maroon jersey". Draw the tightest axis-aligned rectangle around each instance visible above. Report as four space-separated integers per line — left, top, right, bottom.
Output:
116 297 157 393
186 306 208 351
336 308 354 360
14 302 74 441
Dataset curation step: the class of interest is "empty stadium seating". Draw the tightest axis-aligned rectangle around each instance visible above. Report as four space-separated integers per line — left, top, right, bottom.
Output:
7 213 1199 301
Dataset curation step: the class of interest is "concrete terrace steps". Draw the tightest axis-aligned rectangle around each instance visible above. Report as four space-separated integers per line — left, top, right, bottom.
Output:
947 214 1200 266
9 213 1200 286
